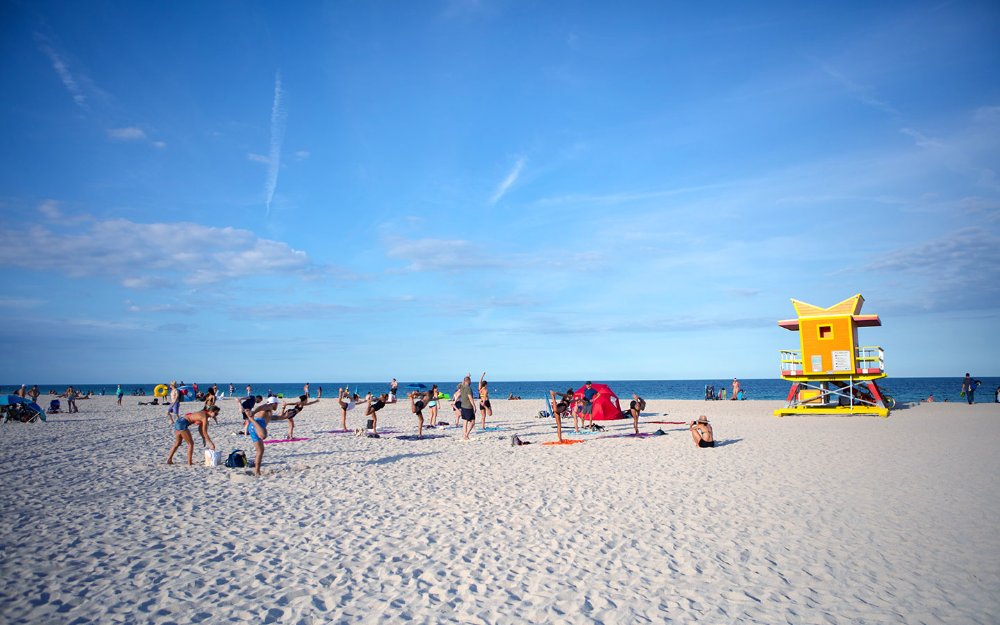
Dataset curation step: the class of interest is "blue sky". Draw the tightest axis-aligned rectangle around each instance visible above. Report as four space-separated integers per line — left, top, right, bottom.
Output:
1 0 998 384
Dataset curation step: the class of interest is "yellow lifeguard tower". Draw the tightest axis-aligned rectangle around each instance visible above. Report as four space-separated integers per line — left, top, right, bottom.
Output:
775 294 893 417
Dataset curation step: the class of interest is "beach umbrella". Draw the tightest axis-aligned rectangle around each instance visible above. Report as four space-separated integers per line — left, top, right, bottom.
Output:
406 383 428 389
0 394 46 422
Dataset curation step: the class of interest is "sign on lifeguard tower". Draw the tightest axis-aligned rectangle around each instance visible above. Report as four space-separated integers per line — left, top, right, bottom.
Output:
775 294 893 417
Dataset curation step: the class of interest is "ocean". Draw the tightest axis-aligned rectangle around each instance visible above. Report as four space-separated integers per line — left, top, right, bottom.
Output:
16 377 999 406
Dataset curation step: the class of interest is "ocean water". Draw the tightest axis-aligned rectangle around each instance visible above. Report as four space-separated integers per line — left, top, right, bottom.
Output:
16 377 999 406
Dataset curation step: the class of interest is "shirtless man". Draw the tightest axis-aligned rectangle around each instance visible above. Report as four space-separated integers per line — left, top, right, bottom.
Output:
629 393 646 436
478 372 492 430
167 406 220 465
550 389 575 443
272 394 320 438
690 416 715 448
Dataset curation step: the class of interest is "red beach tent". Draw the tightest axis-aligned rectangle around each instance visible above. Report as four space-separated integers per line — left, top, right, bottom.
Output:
573 383 624 421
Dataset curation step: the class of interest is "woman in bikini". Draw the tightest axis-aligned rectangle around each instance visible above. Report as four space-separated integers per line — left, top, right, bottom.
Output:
690 416 715 448
427 384 440 427
272 394 319 439
629 394 646 435
365 393 388 434
167 406 220 465
549 389 575 442
478 372 492 430
337 387 354 431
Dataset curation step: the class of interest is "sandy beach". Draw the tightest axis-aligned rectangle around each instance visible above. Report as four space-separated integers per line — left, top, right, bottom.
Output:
1 396 998 624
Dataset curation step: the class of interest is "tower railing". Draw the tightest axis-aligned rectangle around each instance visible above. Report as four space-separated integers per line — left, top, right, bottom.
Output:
778 345 884 375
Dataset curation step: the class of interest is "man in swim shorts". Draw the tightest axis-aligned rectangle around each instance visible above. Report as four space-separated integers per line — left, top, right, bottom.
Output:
458 375 477 440
581 381 599 429
167 406 220 465
690 416 715 448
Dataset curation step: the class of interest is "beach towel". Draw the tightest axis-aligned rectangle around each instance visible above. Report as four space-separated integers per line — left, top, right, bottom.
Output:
541 439 585 446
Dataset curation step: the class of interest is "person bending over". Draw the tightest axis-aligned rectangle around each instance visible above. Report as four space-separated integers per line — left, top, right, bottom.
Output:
272 395 319 439
690 416 714 448
337 387 354 431
245 410 271 476
240 395 263 431
167 406 220 464
550 389 575 442
629 394 646 436
364 393 389 433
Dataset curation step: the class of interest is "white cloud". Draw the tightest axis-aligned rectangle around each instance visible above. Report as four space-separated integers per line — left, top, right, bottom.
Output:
107 126 147 141
247 152 271 164
490 156 525 204
0 218 320 288
35 33 87 108
295 150 311 161
38 199 62 219
266 71 286 215
152 141 167 149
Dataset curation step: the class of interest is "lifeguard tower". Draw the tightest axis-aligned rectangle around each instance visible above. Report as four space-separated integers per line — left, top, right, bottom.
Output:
775 294 892 417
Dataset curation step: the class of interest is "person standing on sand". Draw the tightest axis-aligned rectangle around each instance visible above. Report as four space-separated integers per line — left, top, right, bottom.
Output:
581 381 599 430
272 395 320 439
550 389 574 442
389 378 398 403
732 378 741 400
303 382 310 398
962 373 978 404
629 394 646 436
65 386 79 413
363 393 388 434
166 406 220 465
245 410 271 476
458 375 477 440
427 385 440 427
317 386 322 399
336 387 354 431
245 384 252 397
408 390 429 437
115 384 124 406
690 416 715 448
166 382 181 423
478 372 492 430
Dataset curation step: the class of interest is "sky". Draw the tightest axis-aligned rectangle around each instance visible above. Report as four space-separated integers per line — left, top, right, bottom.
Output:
1 0 998 384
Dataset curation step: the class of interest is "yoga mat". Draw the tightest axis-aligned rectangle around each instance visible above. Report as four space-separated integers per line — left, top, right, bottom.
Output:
319 429 352 434
263 437 311 444
541 439 584 446
645 421 687 425
481 426 507 432
395 434 448 441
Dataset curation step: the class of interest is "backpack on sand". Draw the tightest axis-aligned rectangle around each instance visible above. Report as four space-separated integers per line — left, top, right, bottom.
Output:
225 450 247 468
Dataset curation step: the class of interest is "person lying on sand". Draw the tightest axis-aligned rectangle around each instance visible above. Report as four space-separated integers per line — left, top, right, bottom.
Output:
167 406 220 465
629 394 646 436
271 395 320 439
690 416 714 448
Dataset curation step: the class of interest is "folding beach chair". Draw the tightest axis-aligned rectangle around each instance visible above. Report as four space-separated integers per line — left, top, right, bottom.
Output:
48 399 61 414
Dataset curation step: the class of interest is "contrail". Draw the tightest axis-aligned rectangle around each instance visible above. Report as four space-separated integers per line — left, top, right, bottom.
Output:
265 71 286 215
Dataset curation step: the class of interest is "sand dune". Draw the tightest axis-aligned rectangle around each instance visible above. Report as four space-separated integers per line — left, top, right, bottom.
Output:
1 396 998 624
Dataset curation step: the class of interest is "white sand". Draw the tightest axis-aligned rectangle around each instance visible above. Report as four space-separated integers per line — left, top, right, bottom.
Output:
1 396 998 624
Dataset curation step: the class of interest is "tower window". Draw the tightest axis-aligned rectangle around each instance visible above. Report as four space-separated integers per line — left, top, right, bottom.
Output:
818 325 833 340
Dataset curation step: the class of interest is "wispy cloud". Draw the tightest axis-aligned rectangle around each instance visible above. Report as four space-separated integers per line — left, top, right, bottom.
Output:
247 152 271 164
294 150 311 161
820 64 898 116
232 302 358 320
490 156 525 204
34 32 87 109
385 236 503 272
38 199 62 219
124 301 196 315
107 126 147 141
265 71 287 216
0 217 323 288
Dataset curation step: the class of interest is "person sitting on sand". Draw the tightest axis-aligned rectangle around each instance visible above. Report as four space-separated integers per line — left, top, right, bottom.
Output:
337 387 354 431
167 406 220 465
270 395 319 439
690 416 715 448
364 393 389 434
478 372 492 430
629 394 646 435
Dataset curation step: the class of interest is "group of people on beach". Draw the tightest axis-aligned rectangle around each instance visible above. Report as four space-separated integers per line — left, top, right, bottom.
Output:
163 375 724 476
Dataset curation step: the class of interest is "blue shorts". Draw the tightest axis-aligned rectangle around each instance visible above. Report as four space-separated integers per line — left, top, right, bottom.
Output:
247 418 267 443
173 417 190 431
168 402 181 415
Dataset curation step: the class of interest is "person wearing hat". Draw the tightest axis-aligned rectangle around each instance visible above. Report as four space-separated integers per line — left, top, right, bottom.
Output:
690 416 715 448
